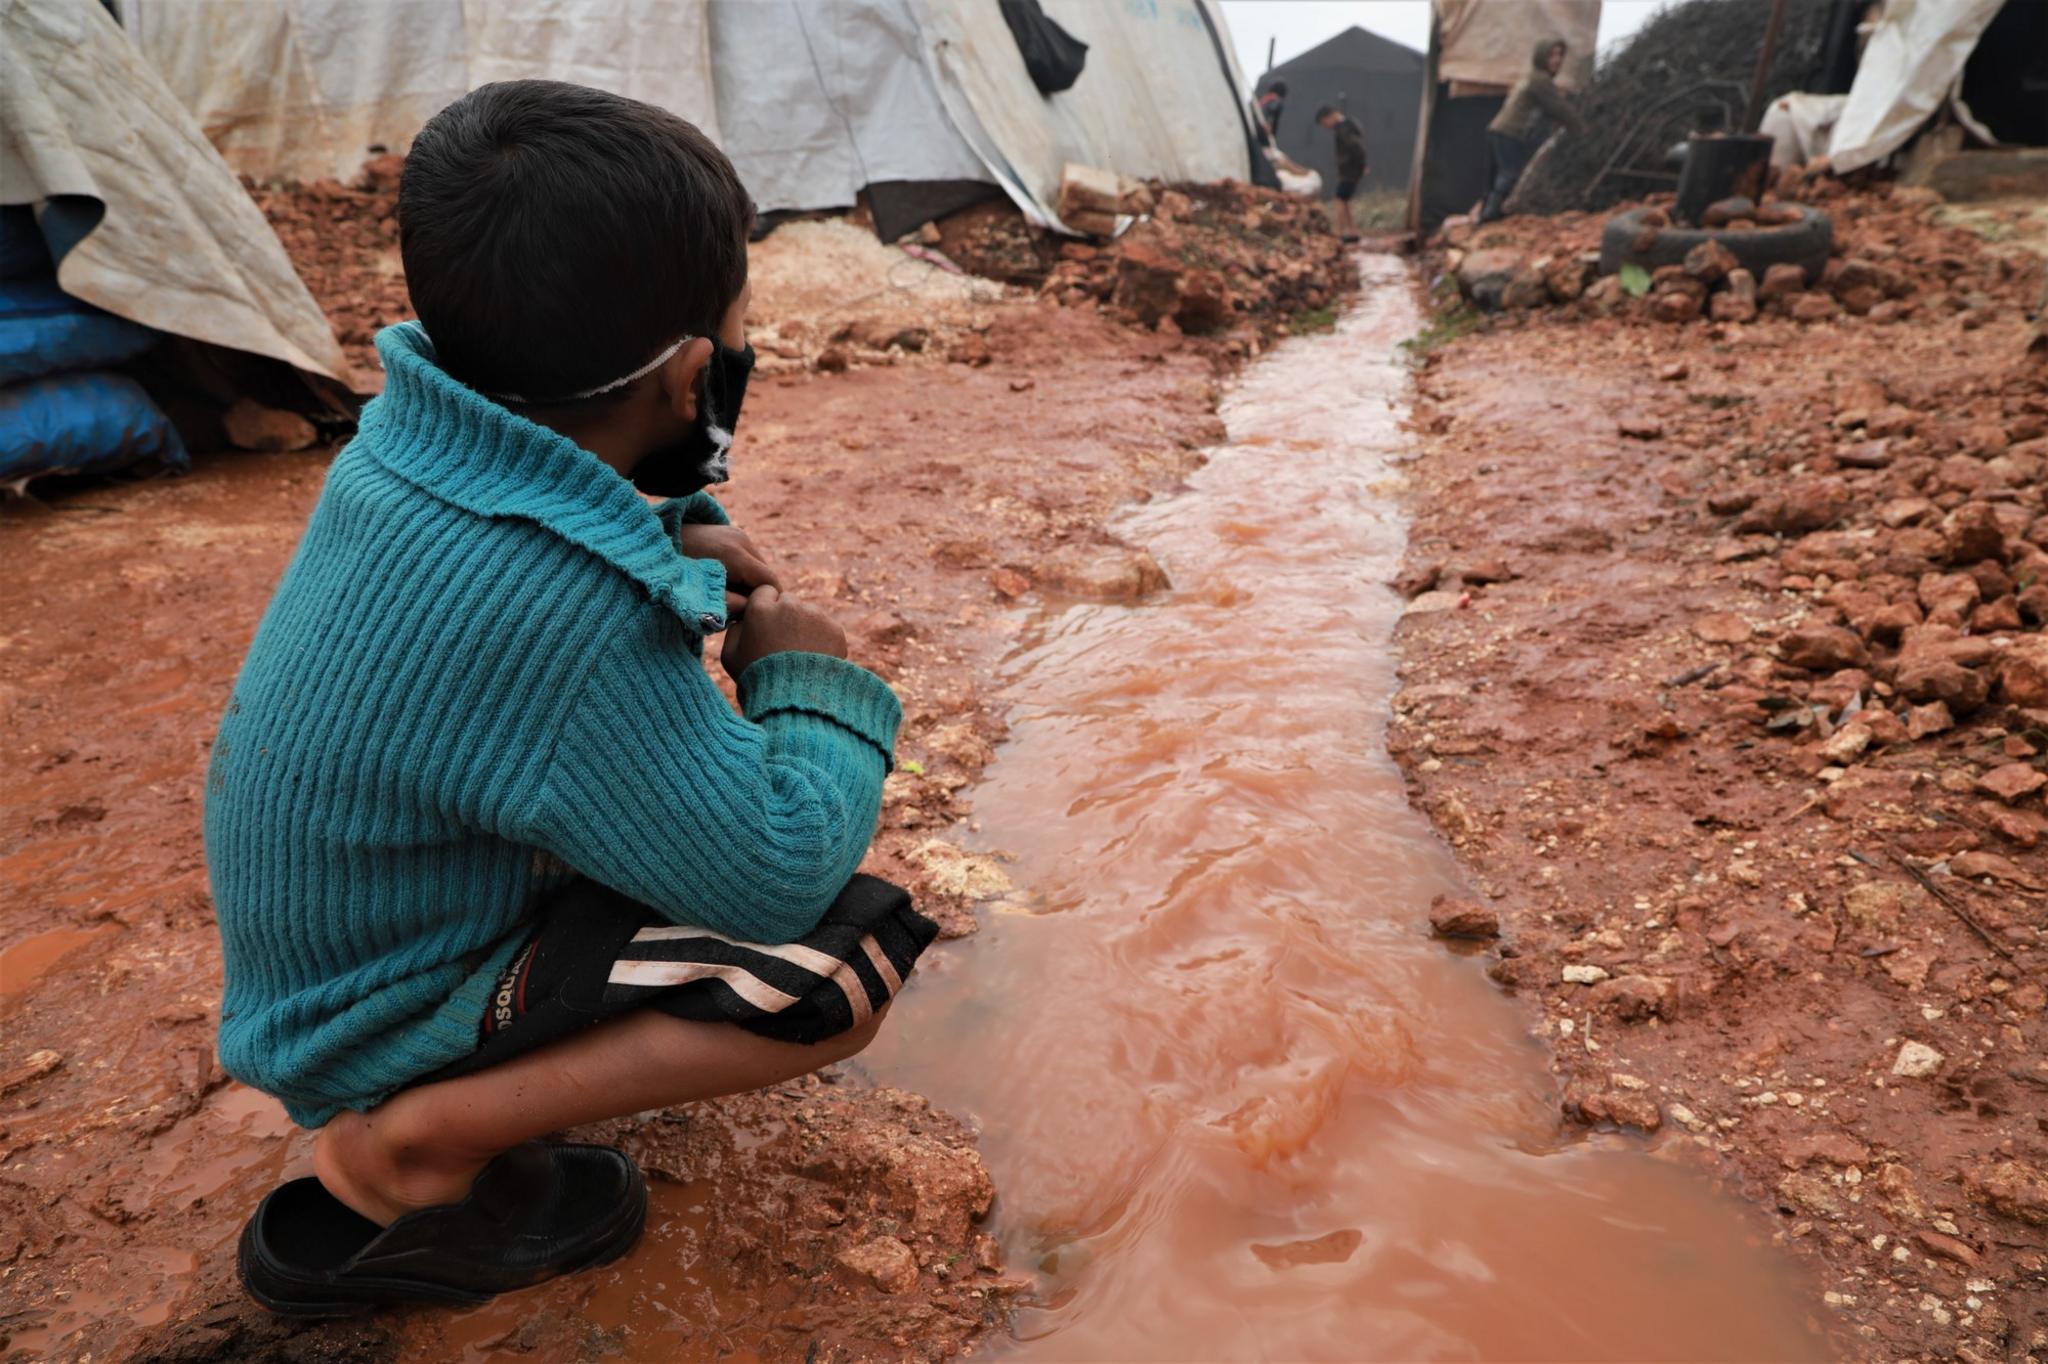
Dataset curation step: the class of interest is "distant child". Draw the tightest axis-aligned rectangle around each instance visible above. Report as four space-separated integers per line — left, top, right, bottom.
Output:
1316 104 1367 242
205 80 935 1314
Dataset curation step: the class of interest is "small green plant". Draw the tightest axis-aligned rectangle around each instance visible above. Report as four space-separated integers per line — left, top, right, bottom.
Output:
1619 263 1652 297
1291 305 1339 334
1400 302 1484 361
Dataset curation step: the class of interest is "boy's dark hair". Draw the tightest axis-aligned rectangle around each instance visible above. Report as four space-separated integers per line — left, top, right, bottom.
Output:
1315 104 1340 122
1266 80 1289 97
400 80 753 405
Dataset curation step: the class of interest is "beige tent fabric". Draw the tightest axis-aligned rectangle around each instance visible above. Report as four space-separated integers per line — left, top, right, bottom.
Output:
126 0 468 187
0 0 352 384
464 0 718 140
127 0 718 185
1434 0 1599 92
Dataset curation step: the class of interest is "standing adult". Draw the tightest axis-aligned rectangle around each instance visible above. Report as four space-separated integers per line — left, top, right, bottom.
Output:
1316 104 1367 243
1482 39 1586 222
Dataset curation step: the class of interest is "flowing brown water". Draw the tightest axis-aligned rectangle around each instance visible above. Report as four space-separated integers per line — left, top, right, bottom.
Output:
862 258 1826 1360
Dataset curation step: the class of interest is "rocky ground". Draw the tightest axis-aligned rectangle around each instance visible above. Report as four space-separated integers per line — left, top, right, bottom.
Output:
1395 180 2048 1361
0 180 1355 1361
254 159 1352 392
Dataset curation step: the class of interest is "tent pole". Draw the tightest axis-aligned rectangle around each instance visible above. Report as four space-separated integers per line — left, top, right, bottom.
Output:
1741 0 1792 133
1265 37 1275 73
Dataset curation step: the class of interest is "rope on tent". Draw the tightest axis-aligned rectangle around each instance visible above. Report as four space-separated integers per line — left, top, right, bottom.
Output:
790 4 879 198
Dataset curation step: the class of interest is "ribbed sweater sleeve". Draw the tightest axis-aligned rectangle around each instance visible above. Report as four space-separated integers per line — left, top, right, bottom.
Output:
656 490 730 532
533 612 900 944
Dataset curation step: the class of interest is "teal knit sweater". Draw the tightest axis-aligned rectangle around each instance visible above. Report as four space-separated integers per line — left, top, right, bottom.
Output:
204 323 900 1127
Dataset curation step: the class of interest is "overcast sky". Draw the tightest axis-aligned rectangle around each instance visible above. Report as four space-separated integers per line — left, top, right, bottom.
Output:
1219 1 1672 77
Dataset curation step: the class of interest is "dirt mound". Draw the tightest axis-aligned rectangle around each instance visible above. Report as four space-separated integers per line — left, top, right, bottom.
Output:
938 182 1357 354
257 154 1351 390
252 154 412 388
746 218 1018 375
1514 0 1840 215
254 157 1024 390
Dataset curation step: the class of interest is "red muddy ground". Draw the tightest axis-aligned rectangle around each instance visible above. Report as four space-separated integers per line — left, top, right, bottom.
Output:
1393 182 2048 1361
1 180 1355 1361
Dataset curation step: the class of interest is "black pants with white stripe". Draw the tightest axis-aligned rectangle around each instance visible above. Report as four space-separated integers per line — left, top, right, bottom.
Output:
425 874 939 1085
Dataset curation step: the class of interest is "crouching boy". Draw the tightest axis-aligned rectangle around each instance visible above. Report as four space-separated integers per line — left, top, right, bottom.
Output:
205 80 934 1313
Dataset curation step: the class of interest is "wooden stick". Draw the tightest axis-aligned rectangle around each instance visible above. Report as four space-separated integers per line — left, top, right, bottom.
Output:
1743 0 1792 134
1888 846 2015 962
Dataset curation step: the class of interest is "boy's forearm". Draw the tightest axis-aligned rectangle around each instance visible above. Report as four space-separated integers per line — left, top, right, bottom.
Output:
536 640 897 944
739 651 900 768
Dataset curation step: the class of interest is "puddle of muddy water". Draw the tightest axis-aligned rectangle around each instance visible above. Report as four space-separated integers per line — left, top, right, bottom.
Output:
860 257 1826 1361
0 1082 310 1357
0 921 120 997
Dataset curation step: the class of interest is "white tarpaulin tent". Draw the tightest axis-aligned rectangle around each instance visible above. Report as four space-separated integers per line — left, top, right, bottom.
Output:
126 0 722 182
915 0 1255 225
0 0 352 383
1827 0 2006 173
125 0 1256 234
709 0 986 224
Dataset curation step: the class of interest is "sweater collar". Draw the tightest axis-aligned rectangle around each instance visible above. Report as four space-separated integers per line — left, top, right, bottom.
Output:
361 324 727 634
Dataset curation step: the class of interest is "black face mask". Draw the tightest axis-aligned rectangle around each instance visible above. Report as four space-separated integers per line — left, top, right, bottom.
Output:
632 339 756 497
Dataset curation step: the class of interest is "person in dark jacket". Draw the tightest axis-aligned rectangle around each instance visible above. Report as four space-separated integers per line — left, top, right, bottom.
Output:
1481 38 1586 222
1316 104 1367 242
1257 80 1287 142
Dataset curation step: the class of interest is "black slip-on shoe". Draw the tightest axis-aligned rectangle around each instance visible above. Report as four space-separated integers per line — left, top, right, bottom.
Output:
238 1141 647 1316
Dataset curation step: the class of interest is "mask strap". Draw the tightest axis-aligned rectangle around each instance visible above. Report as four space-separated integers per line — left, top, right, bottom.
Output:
488 335 693 405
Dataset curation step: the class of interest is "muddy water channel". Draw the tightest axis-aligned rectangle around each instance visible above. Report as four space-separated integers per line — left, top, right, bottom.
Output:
865 258 1825 1360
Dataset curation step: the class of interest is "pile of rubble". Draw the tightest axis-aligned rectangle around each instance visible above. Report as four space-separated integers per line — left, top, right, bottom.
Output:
1719 372 2048 829
1438 174 2029 331
250 154 412 385
257 157 1354 389
941 181 1357 351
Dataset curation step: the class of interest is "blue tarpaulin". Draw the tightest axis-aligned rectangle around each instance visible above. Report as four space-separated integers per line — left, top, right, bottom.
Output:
0 206 188 486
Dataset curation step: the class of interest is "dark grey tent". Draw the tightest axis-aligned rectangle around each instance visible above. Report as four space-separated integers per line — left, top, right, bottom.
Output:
1256 26 1424 196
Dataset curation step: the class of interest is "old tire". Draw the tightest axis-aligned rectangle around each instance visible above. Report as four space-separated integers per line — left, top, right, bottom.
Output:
1598 206 1833 285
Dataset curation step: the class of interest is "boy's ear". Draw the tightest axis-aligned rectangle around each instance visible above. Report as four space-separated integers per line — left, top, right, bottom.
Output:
657 338 716 425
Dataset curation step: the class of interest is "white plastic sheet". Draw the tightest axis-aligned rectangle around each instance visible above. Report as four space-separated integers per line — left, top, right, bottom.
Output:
710 0 983 215
1 0 352 382
1827 0 2004 174
1761 92 1849 166
912 0 1252 228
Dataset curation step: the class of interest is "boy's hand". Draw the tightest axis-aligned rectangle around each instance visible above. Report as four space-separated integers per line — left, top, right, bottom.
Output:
721 586 848 680
676 524 780 617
